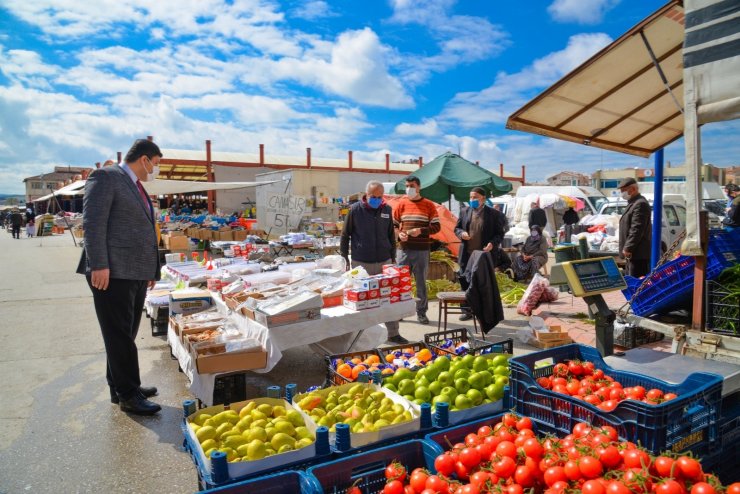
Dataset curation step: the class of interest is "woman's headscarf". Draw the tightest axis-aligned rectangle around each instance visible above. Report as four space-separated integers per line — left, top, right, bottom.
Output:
523 225 543 254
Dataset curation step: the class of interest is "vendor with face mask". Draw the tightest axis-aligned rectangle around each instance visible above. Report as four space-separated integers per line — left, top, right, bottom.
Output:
455 187 507 320
617 177 652 277
392 176 441 325
340 180 406 343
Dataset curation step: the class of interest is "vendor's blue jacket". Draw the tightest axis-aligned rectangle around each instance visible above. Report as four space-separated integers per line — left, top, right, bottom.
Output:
340 197 396 264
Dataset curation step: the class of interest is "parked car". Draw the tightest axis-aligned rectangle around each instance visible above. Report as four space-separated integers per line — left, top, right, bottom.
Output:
598 199 686 253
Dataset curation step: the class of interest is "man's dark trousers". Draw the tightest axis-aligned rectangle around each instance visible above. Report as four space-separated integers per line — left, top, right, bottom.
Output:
87 277 147 400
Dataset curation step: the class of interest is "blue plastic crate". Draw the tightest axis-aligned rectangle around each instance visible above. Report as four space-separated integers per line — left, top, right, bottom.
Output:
305 440 438 494
201 470 317 494
622 229 738 317
508 344 724 455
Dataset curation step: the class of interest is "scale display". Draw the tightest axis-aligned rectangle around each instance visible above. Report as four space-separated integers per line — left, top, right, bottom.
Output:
560 257 627 297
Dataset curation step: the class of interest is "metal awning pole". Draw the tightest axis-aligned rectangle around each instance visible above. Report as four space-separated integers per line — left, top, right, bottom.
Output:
651 148 664 268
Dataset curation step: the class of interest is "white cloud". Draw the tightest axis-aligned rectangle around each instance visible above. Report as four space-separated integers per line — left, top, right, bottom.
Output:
291 1 338 20
389 0 509 85
441 33 613 128
548 0 621 25
395 119 440 137
0 47 60 89
243 28 413 108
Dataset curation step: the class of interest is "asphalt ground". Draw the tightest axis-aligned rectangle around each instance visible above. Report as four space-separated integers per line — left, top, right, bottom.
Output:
0 230 546 493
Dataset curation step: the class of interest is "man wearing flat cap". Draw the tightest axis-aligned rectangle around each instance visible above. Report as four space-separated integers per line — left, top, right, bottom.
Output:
617 177 651 277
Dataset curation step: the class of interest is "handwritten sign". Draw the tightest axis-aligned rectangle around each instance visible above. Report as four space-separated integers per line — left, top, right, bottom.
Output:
262 193 308 230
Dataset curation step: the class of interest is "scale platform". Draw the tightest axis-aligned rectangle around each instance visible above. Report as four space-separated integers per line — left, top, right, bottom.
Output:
604 348 740 397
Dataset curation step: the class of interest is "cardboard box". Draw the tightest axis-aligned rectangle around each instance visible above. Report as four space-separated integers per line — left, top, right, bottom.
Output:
192 345 267 374
379 297 391 307
344 288 369 302
383 264 410 276
216 229 234 241
399 292 413 301
366 298 380 308
343 299 368 311
322 294 343 308
367 289 379 299
373 275 392 288
354 277 380 290
253 308 321 327
232 230 248 241
168 230 185 236
169 290 213 315
399 283 412 293
181 324 223 346
164 234 190 251
390 295 400 304
379 286 391 297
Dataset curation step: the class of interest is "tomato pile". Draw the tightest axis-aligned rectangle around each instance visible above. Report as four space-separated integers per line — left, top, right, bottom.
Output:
535 360 678 411
371 413 738 494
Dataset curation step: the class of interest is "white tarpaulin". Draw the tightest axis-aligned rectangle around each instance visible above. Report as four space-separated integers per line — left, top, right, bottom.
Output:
682 0 740 255
33 180 86 202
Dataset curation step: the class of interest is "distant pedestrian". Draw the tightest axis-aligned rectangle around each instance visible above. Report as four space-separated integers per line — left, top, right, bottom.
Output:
26 220 35 238
393 176 441 325
528 201 547 230
722 184 739 231
10 209 23 239
563 207 579 225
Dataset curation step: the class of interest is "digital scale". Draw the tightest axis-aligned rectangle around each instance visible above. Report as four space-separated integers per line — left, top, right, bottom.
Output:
550 257 627 357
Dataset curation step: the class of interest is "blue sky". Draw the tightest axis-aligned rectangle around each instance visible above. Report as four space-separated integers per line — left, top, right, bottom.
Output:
0 0 738 194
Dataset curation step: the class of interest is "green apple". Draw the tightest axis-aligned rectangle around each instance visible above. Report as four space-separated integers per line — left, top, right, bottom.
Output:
437 371 453 386
415 375 431 389
495 375 510 386
493 365 509 377
461 354 476 368
454 394 472 410
392 368 414 386
414 386 431 403
384 382 398 393
485 382 505 401
428 380 443 397
472 356 489 372
440 386 458 401
478 370 493 387
468 372 486 391
454 368 471 380
432 394 451 406
466 388 484 406
454 378 470 394
433 356 451 371
490 354 509 368
424 366 440 382
398 379 415 396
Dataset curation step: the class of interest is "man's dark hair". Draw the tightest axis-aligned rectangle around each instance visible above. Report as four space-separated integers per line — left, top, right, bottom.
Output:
124 139 163 163
471 187 487 196
405 176 421 186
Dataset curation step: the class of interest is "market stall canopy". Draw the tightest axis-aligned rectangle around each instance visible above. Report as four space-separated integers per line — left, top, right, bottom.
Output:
144 179 278 195
384 194 460 257
32 180 86 202
506 0 686 158
392 152 512 203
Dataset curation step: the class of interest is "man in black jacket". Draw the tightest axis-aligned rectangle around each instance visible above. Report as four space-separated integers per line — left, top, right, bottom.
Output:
340 181 406 343
723 184 740 230
618 178 652 277
528 201 547 230
10 209 23 239
455 187 506 320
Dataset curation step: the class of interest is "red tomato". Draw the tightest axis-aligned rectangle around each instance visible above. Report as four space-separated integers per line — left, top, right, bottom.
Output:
598 400 618 411
493 455 517 479
514 465 536 488
551 377 568 387
726 483 740 494
552 384 569 395
623 449 651 469
655 480 684 494
543 466 567 487
568 360 585 376
385 462 407 482
623 468 652 493
599 425 619 441
347 485 362 494
460 485 480 494
454 460 469 481
579 456 603 479
383 480 404 494
675 456 703 481
646 388 664 401
565 379 581 395
553 363 569 377
434 453 455 476
502 413 518 428
496 428 515 442
507 485 524 494
516 416 533 432
653 456 675 478
597 445 622 469
465 433 480 447
564 460 581 481
404 487 415 494
474 440 492 460
582 479 606 494
477 425 492 437
609 388 626 401
591 368 604 380
496 441 517 459
410 470 429 492
663 392 678 401
583 361 596 375
690 483 716 494
537 376 553 389
628 386 646 400
521 437 543 459
573 422 592 438
606 481 633 494
469 471 491 487
459 447 481 469
425 475 449 494
584 394 602 405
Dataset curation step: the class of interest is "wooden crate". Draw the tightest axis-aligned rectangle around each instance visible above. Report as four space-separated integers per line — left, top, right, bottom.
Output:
428 260 455 281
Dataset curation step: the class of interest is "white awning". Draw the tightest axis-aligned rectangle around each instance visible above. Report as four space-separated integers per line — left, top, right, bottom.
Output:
33 180 86 202
145 179 278 195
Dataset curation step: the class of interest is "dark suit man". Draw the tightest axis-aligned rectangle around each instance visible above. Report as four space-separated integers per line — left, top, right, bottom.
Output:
455 187 506 320
10 209 23 239
77 139 163 415
618 177 651 277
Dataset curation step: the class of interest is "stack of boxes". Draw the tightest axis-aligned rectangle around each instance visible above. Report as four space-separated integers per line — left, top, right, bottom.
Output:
343 264 413 311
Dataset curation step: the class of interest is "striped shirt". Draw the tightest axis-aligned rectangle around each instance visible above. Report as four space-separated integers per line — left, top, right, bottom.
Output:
393 197 441 250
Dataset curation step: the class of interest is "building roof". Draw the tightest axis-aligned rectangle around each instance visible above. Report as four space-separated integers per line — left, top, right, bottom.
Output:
23 166 91 182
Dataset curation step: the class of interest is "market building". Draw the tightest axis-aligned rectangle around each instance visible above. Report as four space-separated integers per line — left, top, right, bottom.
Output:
545 170 591 187
592 162 728 196
23 165 92 204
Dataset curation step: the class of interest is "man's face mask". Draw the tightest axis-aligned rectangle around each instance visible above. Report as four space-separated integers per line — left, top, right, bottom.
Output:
368 196 382 208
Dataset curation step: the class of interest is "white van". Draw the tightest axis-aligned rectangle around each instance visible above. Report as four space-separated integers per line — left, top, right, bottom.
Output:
516 185 608 216
598 199 686 253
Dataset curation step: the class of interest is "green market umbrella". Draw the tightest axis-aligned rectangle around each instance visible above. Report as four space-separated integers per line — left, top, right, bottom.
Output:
393 152 512 203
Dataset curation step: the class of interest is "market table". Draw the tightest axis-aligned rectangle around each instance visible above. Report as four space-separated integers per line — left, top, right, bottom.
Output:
167 298 415 405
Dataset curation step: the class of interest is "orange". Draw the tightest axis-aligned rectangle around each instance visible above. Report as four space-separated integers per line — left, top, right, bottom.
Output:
351 357 362 365
337 363 352 379
417 349 432 362
365 354 380 365
351 364 367 380
381 368 395 375
385 353 395 363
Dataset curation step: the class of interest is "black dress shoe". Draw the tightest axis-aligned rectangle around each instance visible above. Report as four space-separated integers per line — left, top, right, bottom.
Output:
111 386 158 404
119 394 161 415
459 313 473 321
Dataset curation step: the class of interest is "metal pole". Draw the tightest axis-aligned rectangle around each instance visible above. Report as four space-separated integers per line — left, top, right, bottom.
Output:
650 148 664 269
48 186 78 247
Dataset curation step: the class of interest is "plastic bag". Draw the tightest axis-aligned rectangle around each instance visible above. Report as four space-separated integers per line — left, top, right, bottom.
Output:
516 274 558 316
